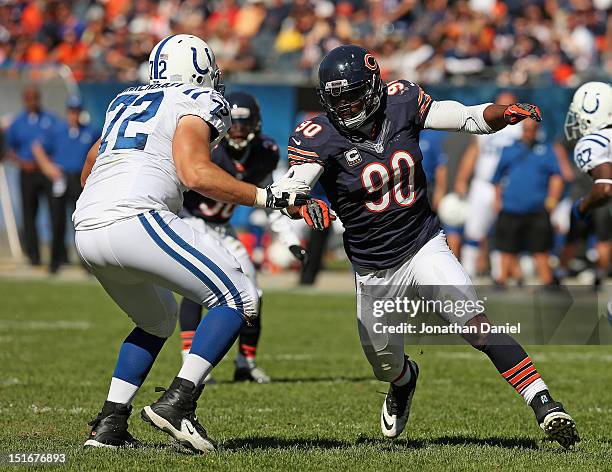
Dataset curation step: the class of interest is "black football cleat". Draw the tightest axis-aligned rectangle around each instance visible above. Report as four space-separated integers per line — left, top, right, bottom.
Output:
380 357 419 438
533 397 580 448
141 378 214 453
84 401 141 449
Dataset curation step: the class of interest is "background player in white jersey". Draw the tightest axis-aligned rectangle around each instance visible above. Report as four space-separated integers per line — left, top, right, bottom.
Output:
179 91 307 384
566 81 612 291
454 92 523 279
73 35 309 453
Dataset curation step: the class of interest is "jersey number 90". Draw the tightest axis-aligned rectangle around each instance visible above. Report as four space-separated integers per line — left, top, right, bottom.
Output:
361 151 416 212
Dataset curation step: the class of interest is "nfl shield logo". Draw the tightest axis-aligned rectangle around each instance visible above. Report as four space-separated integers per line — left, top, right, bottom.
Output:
345 148 362 167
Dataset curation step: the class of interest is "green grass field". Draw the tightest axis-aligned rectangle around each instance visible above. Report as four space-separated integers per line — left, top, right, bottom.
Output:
1 279 611 471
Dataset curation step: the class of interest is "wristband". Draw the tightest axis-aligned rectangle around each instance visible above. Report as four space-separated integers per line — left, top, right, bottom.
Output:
254 187 268 208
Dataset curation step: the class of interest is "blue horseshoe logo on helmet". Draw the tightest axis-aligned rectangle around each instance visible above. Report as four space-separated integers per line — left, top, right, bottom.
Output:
581 91 599 114
191 47 210 75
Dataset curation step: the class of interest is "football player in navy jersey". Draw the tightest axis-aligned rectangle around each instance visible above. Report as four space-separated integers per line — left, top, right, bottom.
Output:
179 92 307 384
275 45 578 447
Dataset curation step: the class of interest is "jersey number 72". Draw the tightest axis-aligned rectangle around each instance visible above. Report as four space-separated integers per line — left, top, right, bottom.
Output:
99 91 164 154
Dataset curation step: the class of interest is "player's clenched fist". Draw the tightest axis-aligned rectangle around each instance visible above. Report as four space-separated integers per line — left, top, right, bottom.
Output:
504 103 542 124
298 199 336 230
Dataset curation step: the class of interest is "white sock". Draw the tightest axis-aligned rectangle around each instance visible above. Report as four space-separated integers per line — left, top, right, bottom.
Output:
523 379 548 405
461 244 480 278
181 349 189 364
392 359 412 387
177 353 213 386
107 377 139 405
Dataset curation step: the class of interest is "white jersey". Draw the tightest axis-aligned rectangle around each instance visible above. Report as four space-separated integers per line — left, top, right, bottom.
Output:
474 123 523 182
572 128 611 175
73 82 231 230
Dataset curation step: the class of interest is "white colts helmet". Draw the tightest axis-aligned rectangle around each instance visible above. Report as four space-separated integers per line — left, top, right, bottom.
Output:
148 34 223 92
565 81 612 141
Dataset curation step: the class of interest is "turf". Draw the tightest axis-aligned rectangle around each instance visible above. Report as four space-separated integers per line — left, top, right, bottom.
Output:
1 279 611 471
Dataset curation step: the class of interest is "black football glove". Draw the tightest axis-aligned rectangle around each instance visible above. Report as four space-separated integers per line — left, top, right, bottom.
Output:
289 245 309 266
504 103 542 124
298 198 336 231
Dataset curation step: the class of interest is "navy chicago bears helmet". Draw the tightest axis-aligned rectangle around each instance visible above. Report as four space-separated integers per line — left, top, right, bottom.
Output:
225 92 262 151
317 45 384 131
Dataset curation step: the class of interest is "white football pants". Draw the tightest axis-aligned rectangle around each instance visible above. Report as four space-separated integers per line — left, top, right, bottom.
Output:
355 231 479 382
75 210 259 338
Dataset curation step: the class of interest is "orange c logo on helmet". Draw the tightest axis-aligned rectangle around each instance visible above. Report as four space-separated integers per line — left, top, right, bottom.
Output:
364 54 378 71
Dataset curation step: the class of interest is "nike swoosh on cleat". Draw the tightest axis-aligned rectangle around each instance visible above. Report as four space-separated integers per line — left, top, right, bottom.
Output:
183 420 195 435
382 410 394 431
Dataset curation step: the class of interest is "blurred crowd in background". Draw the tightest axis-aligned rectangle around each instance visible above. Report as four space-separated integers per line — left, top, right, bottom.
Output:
0 0 610 85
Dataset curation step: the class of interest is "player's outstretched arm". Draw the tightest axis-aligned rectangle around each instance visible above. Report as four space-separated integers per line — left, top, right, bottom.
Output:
573 162 612 218
81 138 101 187
424 101 541 134
174 116 308 209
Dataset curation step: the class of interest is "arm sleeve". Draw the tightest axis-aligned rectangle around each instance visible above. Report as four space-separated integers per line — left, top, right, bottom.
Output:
268 211 301 247
273 162 324 193
423 100 494 134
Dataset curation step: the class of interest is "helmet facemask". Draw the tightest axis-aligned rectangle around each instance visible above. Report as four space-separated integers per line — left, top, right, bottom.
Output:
211 66 225 95
564 104 581 142
318 74 383 131
226 106 260 151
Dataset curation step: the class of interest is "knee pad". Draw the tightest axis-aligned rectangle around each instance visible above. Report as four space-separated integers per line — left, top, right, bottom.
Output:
369 351 405 382
140 297 178 339
140 316 176 338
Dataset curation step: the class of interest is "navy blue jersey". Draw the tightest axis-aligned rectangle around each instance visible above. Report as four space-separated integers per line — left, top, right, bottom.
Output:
288 80 440 270
183 135 280 224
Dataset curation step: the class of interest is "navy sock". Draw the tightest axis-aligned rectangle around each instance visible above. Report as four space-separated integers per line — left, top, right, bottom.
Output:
113 327 167 386
190 306 245 365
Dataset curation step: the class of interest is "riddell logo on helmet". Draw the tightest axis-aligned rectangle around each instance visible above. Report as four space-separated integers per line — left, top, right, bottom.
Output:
364 54 378 71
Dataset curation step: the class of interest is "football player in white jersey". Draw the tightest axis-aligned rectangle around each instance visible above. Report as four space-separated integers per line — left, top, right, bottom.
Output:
565 81 612 290
455 92 523 279
74 35 308 453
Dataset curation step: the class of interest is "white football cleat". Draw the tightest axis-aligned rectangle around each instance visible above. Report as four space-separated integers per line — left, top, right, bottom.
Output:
380 357 419 438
